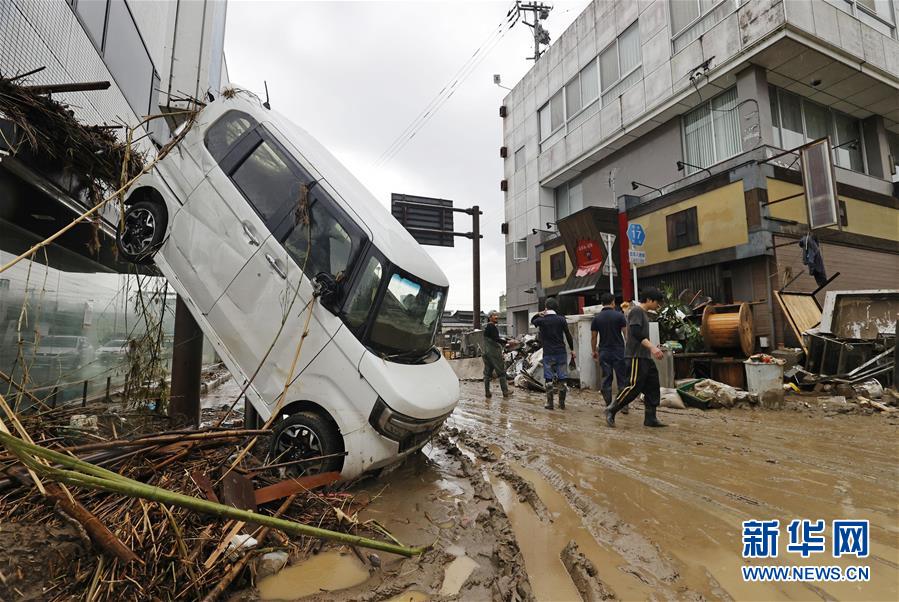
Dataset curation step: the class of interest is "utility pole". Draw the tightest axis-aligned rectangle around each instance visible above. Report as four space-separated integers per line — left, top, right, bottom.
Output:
471 205 481 329
516 1 553 61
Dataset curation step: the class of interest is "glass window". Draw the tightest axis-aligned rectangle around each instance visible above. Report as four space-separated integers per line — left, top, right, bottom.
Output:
581 60 599 105
343 254 382 330
618 23 641 74
769 86 781 147
514 146 526 171
803 100 833 142
550 91 564 132
281 187 355 280
711 87 740 162
103 1 154 116
231 140 302 230
833 112 863 171
205 111 257 162
370 273 446 355
555 185 570 220
683 87 740 172
539 104 552 140
75 0 108 50
887 131 899 182
599 43 619 90
569 178 584 214
513 239 528 260
549 252 566 280
566 77 582 118
666 206 700 250
671 0 700 34
778 90 805 150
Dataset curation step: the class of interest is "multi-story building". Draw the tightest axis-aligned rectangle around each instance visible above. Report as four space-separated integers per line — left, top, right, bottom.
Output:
501 0 898 349
0 0 228 401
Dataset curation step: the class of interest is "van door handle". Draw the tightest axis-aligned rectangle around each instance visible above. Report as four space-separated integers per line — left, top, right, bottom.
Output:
242 222 260 246
265 253 287 279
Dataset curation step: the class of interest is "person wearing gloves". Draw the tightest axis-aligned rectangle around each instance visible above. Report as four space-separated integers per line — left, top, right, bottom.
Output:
531 297 575 410
482 311 510 399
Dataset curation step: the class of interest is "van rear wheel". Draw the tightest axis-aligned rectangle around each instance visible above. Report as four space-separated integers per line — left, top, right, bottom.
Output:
117 200 166 264
269 411 343 477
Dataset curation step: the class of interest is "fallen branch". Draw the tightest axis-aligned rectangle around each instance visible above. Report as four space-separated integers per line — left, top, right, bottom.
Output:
0 431 426 558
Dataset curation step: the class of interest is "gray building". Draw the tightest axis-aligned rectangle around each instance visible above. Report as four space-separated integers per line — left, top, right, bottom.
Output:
501 0 899 340
0 0 228 402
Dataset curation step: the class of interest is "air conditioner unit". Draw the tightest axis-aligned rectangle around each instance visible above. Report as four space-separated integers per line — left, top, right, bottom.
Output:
499 106 507 118
500 146 508 158
500 179 508 191
501 222 509 234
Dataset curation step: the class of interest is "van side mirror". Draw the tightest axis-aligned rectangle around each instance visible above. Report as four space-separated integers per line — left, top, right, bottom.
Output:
313 272 340 312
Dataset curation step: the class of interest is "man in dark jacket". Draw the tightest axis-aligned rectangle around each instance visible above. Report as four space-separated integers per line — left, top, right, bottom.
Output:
531 297 575 410
605 287 666 428
591 292 628 408
483 311 510 399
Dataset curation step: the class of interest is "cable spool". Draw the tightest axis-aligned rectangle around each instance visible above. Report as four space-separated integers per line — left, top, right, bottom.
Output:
701 303 754 357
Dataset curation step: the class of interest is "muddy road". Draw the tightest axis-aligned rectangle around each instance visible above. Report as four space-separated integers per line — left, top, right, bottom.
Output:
264 381 899 602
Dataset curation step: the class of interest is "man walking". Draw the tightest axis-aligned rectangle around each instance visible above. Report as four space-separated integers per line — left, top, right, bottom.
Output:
605 287 667 428
531 297 575 410
591 292 628 409
483 311 510 399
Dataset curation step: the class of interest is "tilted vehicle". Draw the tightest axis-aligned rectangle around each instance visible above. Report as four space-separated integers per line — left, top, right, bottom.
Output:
116 91 459 478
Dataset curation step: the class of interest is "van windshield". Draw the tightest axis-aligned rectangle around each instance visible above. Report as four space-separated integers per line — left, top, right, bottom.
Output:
367 271 446 357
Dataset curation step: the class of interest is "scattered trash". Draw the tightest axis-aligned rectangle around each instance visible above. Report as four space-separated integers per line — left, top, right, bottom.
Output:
853 379 884 400
692 379 753 409
747 353 785 365
659 388 686 409
228 533 259 554
256 551 289 578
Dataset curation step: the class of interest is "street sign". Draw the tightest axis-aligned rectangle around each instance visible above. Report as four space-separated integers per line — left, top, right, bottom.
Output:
627 223 645 246
628 249 646 265
391 193 455 247
600 232 616 246
601 256 618 276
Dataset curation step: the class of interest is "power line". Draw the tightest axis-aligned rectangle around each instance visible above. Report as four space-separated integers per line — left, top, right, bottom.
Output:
375 3 520 167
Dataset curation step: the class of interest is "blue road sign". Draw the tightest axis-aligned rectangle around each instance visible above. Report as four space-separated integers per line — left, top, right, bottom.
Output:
627 223 646 246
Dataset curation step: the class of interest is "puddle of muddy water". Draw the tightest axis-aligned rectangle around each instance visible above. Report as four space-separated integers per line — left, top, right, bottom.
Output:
256 549 369 601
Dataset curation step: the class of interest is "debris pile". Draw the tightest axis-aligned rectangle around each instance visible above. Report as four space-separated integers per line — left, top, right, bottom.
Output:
0 401 413 600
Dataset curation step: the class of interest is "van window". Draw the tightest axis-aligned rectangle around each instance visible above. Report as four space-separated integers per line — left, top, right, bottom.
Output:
231 140 303 231
204 111 257 162
343 254 382 330
281 186 356 280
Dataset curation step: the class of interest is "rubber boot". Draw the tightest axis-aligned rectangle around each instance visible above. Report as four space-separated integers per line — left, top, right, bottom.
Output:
643 404 667 428
605 397 627 427
558 384 567 410
544 383 554 410
484 380 492 399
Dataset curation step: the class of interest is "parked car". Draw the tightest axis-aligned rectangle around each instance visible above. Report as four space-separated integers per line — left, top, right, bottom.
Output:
96 338 130 363
116 91 459 479
33 335 94 372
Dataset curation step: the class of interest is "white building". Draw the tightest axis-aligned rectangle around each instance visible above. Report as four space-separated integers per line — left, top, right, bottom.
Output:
501 0 899 344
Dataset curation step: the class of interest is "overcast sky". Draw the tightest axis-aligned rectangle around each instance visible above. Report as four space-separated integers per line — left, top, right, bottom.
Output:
224 0 589 312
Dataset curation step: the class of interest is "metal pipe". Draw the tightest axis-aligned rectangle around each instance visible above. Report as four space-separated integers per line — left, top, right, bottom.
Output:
472 205 481 329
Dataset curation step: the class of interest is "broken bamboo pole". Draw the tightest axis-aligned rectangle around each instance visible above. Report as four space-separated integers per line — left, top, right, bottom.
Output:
0 432 426 558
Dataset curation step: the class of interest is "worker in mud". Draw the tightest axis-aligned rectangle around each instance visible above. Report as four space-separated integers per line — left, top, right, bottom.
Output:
483 311 511 399
531 297 575 410
591 292 629 412
605 287 666 428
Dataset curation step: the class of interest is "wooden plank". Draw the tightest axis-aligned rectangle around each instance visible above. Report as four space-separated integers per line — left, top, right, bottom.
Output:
775 291 822 353
254 471 340 506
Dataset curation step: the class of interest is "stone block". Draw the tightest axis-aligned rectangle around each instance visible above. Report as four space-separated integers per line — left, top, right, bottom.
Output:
836 9 863 57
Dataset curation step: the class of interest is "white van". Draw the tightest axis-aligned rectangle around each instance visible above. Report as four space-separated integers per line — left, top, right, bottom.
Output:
117 92 459 478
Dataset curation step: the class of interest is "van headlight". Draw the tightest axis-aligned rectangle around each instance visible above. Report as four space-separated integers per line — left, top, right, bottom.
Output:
368 397 450 443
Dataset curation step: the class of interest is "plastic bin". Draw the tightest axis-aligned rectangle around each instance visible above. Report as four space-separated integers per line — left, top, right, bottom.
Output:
744 361 784 408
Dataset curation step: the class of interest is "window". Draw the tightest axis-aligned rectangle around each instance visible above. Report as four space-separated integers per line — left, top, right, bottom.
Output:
682 87 740 173
513 239 528 261
666 207 699 251
281 186 357 280
514 146 526 172
599 22 642 102
549 252 566 280
566 77 581 118
887 131 899 182
231 140 303 230
564 59 600 120
205 111 257 162
343 254 383 330
555 177 583 220
369 272 446 355
769 86 866 172
838 200 848 227
538 90 565 140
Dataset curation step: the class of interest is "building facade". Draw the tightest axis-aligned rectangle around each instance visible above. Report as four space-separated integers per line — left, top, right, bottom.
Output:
0 0 228 403
501 0 899 348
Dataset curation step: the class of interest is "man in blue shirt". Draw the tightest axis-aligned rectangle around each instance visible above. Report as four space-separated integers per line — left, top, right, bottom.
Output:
590 292 628 409
531 297 575 410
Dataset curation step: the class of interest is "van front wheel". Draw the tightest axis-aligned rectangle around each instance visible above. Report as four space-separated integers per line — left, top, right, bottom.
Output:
117 200 166 264
269 411 343 477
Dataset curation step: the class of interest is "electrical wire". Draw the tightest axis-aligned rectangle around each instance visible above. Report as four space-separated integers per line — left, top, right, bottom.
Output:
375 3 520 167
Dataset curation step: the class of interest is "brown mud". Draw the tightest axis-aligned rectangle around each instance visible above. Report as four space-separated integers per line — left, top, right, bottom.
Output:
268 381 897 601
